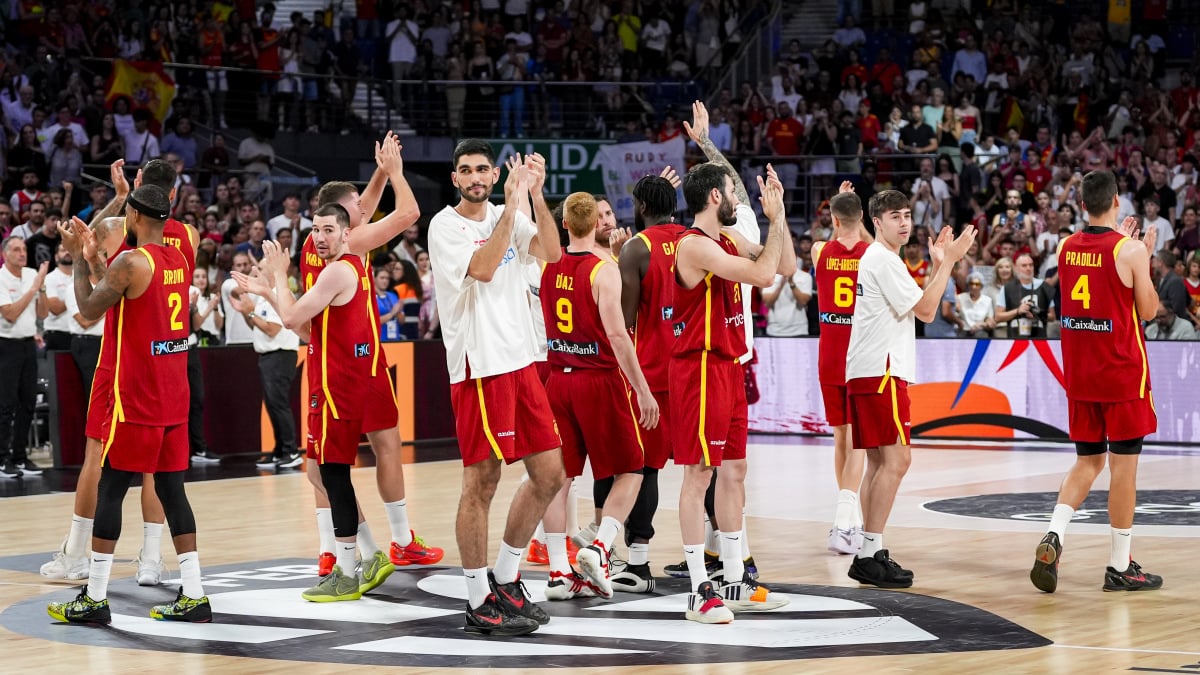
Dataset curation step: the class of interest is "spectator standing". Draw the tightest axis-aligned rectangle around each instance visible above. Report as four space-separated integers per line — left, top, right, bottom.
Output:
374 267 404 342
762 268 813 336
386 7 420 115
89 114 125 166
416 249 438 339
957 272 995 337
392 224 424 267
911 157 952 233
24 207 61 272
496 39 528 138
230 289 302 471
765 102 804 212
0 236 48 478
41 244 75 351
187 268 222 464
48 131 83 187
238 123 276 206
123 110 161 165
221 251 255 345
1153 250 1190 323
266 192 312 242
1141 197 1173 253
996 253 1055 338
160 117 198 170
40 105 88 155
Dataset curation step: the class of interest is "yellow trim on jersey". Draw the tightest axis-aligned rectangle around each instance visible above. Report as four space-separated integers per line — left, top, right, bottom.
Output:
1112 236 1128 262
719 230 738 253
634 232 653 254
351 258 381 378
320 306 339 419
702 273 713 352
698 351 711 466
589 259 608 285
319 403 329 464
889 379 908 445
476 378 504 460
101 298 128 465
1132 305 1149 398
1056 233 1073 256
811 240 826 267
619 371 645 453
137 247 155 274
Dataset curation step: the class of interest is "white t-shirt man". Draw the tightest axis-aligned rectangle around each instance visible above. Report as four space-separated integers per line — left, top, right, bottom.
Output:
0 265 39 338
221 278 255 345
1144 215 1173 252
428 202 542 384
42 267 73 334
387 18 419 64
524 259 547 362
727 203 760 363
247 295 300 354
765 270 814 336
266 212 312 244
845 242 925 384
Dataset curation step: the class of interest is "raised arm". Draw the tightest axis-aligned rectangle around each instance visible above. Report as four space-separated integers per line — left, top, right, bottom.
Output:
466 155 525 282
683 100 750 206
523 152 563 264
595 262 658 429
618 235 650 329
679 171 789 288
912 226 977 322
347 135 420 256
357 131 399 227
89 159 133 231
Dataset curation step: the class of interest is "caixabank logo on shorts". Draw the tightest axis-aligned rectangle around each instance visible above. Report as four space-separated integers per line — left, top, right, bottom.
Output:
923 490 1200 526
4 559 1048 667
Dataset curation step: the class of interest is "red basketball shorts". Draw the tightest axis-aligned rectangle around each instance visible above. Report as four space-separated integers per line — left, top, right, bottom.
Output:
821 383 850 428
85 363 115 442
547 367 645 480
847 374 911 449
307 400 366 465
1068 395 1157 444
635 389 672 470
362 365 400 434
100 420 188 473
449 363 561 466
669 354 748 467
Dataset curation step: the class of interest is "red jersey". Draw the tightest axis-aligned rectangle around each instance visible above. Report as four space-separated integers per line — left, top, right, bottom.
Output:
101 245 191 425
633 223 686 391
301 233 387 377
672 229 745 361
308 255 377 419
1186 277 1200 311
108 218 195 271
1057 227 1151 402
906 259 930 288
539 250 616 370
813 239 869 386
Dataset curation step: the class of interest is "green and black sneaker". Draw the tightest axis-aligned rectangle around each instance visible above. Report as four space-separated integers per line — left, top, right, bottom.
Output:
359 550 395 595
151 590 213 622
302 564 362 602
48 589 112 625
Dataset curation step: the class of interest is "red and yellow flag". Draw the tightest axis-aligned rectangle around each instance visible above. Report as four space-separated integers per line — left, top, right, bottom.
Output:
105 60 176 125
999 96 1024 136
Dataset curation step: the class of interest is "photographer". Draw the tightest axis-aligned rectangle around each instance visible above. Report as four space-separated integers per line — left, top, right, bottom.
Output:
994 253 1055 338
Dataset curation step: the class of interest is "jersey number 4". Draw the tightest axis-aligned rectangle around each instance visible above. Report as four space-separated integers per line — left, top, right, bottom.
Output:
1070 275 1091 310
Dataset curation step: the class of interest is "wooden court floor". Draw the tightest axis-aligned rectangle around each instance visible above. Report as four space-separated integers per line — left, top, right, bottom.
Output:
2 437 1198 673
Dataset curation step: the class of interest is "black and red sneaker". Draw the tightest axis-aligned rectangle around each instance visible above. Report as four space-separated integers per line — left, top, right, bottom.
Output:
491 572 550 624
1103 560 1163 592
464 593 539 636
1030 532 1062 593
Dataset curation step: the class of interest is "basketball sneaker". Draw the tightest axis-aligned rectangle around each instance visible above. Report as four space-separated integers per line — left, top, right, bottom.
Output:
150 591 213 622
1103 560 1163 592
135 552 166 586
40 540 89 580
526 539 549 565
828 528 860 555
47 589 110 625
685 581 734 624
611 562 656 593
491 572 550 625
576 542 613 599
17 459 43 476
1029 532 1062 593
718 573 790 612
544 570 599 600
190 449 221 464
389 531 445 566
302 565 362 602
744 555 759 580
254 453 276 469
571 522 599 549
664 551 720 578
317 552 335 577
276 452 304 470
847 549 914 589
465 594 540 636
358 550 395 594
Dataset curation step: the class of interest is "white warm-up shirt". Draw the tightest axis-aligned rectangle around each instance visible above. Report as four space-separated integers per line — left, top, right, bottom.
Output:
248 295 300 354
42 267 72 333
428 202 542 384
845 242 924 383
0 265 38 338
726 203 760 363
221 278 255 345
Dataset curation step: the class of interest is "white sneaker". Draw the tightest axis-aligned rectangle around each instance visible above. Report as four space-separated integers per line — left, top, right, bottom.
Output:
543 570 598 601
576 542 613 599
136 553 166 586
40 541 89 580
571 522 599 549
828 527 860 555
719 575 790 612
686 581 734 624
610 562 655 593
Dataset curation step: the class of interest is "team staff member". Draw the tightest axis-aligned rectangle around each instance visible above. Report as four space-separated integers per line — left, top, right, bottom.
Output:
1030 170 1163 593
844 191 974 589
48 185 210 624
231 287 302 471
0 236 47 478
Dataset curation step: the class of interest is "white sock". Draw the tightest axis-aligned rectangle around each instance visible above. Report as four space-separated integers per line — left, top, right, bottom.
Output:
66 515 93 560
546 533 571 576
494 541 525 585
464 567 491 610
629 543 649 566
684 544 708 592
86 552 114 600
385 500 413 546
834 490 857 530
1109 528 1132 571
316 508 335 554
721 531 745 582
595 516 621 551
741 511 751 559
703 516 718 554
854 495 864 528
336 540 357 574
566 480 579 535
357 521 379 557
179 551 204 598
142 522 164 563
1048 504 1074 543
534 520 546 542
858 531 883 559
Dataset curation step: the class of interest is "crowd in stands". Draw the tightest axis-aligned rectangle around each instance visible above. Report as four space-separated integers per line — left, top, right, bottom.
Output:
736 0 1200 340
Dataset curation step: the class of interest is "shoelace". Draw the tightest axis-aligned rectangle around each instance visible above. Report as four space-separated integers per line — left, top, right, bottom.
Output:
411 534 431 549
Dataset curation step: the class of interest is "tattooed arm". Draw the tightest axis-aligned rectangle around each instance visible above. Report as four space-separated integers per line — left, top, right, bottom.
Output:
682 99 750 206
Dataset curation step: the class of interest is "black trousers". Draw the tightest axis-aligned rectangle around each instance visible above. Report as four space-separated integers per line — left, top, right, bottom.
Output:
258 350 297 457
70 334 102 398
187 347 210 453
43 330 71 351
0 337 37 463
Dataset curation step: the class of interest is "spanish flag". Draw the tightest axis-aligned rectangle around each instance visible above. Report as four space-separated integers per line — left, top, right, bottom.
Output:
999 96 1024 136
1073 93 1089 135
105 60 176 126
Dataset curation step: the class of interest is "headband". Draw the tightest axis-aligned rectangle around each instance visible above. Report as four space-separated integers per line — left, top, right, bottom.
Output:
126 192 170 221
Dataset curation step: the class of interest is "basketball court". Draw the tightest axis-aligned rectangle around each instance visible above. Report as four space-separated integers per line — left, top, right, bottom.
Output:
2 435 1196 672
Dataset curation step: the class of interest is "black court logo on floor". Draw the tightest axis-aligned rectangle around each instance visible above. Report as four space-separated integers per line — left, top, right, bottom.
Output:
4 558 1047 667
923 490 1200 526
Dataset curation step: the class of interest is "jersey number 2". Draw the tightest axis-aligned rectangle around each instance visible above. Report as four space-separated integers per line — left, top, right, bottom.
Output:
168 292 184 330
1070 275 1091 310
556 298 573 333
